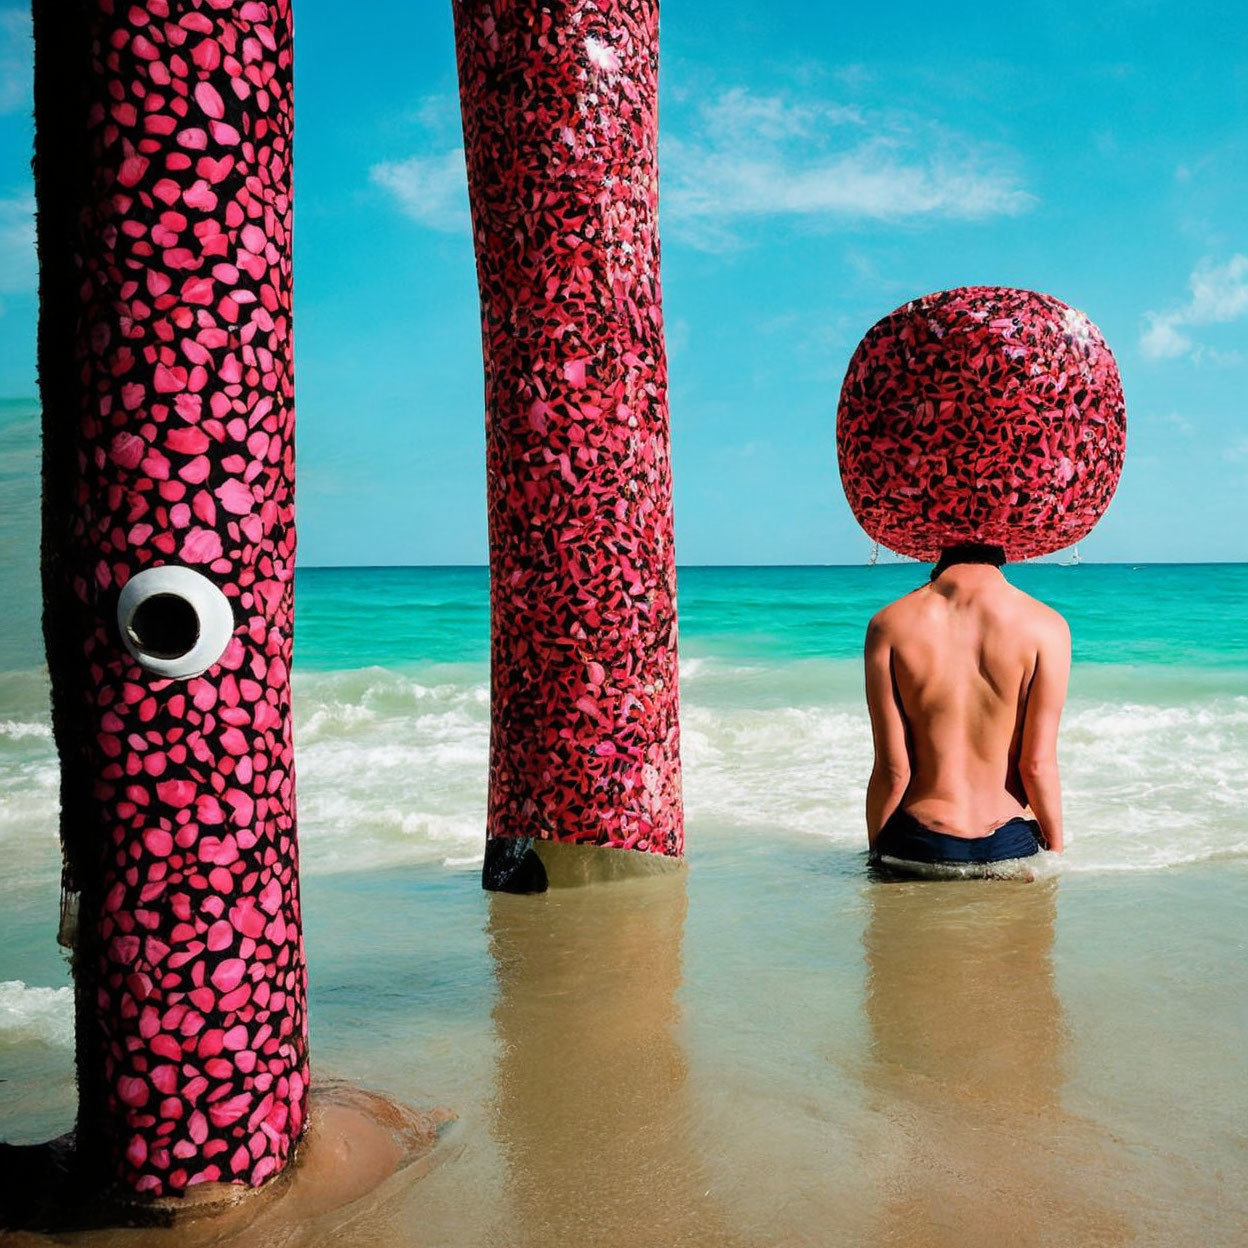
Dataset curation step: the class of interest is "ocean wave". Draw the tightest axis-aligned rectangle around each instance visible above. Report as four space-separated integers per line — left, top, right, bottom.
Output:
0 980 73 1048
682 702 870 843
294 667 489 875
1060 843 1248 873
0 719 52 741
443 853 486 870
1 661 1245 882
680 688 1248 872
0 752 62 893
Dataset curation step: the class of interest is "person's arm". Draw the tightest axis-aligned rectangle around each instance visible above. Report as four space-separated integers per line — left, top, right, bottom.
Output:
1018 614 1071 852
864 614 911 849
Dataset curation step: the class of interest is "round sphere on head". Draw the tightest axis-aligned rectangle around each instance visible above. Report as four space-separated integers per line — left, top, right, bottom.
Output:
836 286 1126 562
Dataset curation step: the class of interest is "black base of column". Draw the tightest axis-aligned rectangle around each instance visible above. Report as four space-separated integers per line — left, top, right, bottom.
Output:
482 837 549 894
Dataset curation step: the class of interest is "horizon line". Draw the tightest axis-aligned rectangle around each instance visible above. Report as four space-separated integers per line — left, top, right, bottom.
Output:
298 560 1248 571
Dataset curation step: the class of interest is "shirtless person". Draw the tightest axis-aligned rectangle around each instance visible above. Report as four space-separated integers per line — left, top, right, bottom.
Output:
864 543 1071 867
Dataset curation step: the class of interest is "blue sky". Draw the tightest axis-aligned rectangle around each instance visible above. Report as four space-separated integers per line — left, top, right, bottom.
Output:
1 0 1245 564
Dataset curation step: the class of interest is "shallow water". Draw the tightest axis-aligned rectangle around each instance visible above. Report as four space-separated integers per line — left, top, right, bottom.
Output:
4 836 1247 1246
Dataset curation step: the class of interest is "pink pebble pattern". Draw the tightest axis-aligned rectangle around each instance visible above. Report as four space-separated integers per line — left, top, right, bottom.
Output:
33 0 306 1197
453 1 683 856
837 287 1126 562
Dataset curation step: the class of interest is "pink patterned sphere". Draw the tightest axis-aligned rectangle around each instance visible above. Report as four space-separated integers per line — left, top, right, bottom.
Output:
837 286 1126 562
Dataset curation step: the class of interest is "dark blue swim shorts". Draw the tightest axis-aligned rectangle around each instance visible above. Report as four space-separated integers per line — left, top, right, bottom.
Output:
872 808 1041 865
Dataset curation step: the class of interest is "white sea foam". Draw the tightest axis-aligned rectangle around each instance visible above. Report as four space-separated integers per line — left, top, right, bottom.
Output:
0 980 73 1047
682 701 870 842
443 853 485 870
292 667 489 875
1057 696 1248 871
687 673 1248 870
874 852 1060 881
292 661 1248 875
0 747 62 893
1 661 1245 886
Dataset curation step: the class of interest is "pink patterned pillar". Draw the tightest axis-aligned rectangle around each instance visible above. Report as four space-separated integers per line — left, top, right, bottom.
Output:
453 0 683 892
33 0 306 1197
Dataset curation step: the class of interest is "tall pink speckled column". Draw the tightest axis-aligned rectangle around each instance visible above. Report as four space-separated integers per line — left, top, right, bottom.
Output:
33 0 306 1197
453 0 683 892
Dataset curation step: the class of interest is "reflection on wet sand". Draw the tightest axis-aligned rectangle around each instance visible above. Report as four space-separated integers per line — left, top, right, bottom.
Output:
863 879 1132 1247
487 870 741 1248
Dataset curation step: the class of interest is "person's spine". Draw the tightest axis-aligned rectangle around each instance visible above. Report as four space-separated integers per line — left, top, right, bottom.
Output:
453 0 683 890
34 0 306 1196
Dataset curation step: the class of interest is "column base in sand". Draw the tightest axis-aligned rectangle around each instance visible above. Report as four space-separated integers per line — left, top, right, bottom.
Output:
0 1084 455 1240
483 838 687 894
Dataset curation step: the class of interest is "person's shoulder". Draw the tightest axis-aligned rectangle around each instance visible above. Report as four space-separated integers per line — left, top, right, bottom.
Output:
866 588 925 638
1005 582 1070 639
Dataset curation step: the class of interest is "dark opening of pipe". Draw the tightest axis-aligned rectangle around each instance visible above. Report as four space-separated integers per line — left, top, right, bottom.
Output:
126 593 200 660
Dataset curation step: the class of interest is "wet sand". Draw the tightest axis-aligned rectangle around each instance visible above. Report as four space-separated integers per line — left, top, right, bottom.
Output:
4 829 1247 1246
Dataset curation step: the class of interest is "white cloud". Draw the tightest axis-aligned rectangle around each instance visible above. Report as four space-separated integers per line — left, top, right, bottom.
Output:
372 85 1032 246
370 94 471 233
370 148 470 234
1187 255 1248 320
0 192 35 294
0 8 32 115
402 94 461 136
1139 316 1192 361
1140 254 1248 362
697 87 862 142
662 86 1033 249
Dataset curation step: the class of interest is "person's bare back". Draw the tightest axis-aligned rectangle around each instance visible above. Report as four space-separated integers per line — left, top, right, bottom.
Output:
864 556 1071 855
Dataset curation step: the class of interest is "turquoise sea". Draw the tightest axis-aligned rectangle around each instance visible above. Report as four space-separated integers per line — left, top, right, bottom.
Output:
2 396 1247 1242
290 560 1248 879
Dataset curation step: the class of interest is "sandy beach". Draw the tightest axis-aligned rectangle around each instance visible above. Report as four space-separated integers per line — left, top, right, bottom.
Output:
7 832 1247 1246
